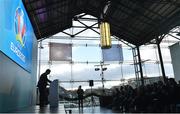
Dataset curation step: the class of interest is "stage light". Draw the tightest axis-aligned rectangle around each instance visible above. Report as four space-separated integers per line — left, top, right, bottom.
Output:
95 68 100 71
102 67 107 71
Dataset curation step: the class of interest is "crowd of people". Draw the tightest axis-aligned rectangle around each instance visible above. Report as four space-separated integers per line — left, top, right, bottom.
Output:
111 78 180 113
37 69 180 112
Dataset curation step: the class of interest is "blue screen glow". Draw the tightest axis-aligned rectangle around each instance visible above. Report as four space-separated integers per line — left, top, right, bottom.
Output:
0 0 34 72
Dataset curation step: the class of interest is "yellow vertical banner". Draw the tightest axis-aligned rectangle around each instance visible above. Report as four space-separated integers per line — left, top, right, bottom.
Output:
100 22 111 49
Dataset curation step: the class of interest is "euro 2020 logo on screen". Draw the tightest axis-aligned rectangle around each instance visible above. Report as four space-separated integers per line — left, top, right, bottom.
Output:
14 7 26 48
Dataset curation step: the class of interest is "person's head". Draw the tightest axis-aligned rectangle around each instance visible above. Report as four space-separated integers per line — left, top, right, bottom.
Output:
45 69 51 74
116 88 119 92
79 85 81 89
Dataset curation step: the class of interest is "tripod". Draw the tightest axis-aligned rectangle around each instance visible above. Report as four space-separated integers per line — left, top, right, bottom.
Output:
90 87 96 107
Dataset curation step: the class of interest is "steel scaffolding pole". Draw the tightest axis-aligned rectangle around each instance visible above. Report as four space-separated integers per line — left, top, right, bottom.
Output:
156 41 167 84
137 46 144 86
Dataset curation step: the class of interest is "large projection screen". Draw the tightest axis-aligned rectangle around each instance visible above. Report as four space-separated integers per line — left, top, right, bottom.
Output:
102 44 123 61
0 0 34 72
49 43 72 61
169 42 180 82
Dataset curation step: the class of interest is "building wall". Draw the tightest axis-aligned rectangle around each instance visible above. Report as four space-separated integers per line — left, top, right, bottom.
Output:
0 39 37 112
170 42 180 82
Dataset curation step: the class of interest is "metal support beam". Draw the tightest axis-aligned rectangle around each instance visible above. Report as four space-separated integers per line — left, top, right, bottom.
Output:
114 36 134 48
73 26 99 29
73 22 98 36
168 33 180 41
156 39 167 84
62 31 72 37
132 48 140 87
74 17 98 22
76 20 99 35
137 46 144 86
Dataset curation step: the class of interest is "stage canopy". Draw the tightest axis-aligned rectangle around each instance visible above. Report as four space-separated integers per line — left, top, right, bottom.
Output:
23 0 180 46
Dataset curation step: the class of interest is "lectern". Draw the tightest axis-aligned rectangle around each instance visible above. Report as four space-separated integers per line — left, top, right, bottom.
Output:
49 79 59 107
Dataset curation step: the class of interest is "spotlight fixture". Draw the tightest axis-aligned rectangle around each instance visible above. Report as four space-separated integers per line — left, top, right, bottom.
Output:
95 68 100 71
102 67 107 71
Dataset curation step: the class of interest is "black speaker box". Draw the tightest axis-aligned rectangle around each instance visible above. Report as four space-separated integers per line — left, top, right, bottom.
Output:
89 80 94 87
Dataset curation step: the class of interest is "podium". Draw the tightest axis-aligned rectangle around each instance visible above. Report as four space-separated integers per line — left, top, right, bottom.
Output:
49 79 59 107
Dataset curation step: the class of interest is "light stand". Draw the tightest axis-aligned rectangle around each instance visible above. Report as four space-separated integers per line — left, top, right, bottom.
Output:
94 62 109 93
89 80 95 107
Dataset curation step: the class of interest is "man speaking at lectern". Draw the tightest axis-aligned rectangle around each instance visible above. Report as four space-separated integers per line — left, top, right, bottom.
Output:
37 69 52 107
